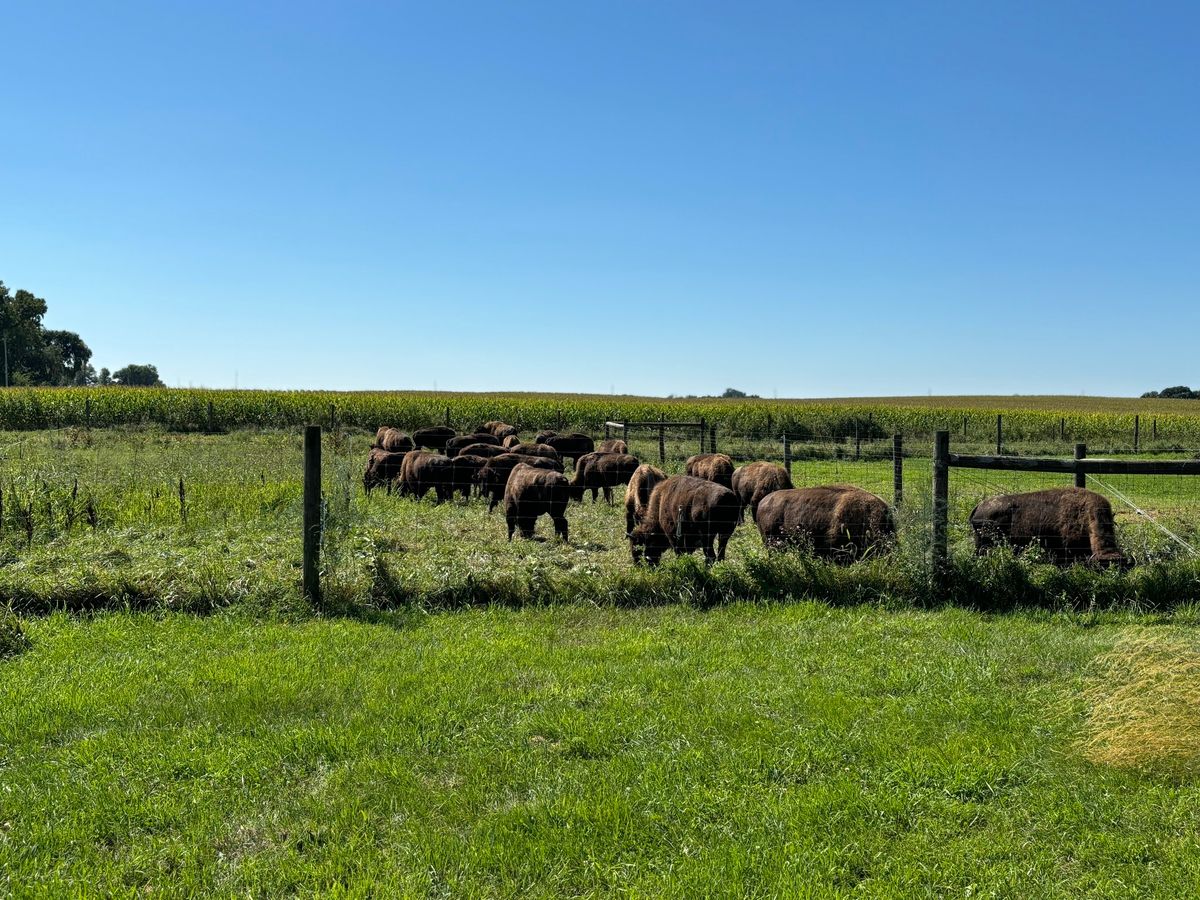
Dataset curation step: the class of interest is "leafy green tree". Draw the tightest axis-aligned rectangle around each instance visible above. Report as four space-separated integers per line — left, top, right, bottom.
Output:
112 364 164 387
98 367 112 386
0 281 96 386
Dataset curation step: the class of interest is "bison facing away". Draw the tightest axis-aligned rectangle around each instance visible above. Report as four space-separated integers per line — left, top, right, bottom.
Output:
569 452 640 504
412 425 456 452
624 463 666 536
502 435 522 449
756 486 894 562
363 447 407 494
685 453 735 490
476 453 565 512
629 475 740 565
504 463 570 541
480 421 519 441
445 433 501 457
969 487 1126 567
542 433 595 466
375 428 415 453
597 439 628 454
534 430 557 445
448 454 488 501
732 462 793 522
398 451 455 503
507 442 562 463
454 442 509 459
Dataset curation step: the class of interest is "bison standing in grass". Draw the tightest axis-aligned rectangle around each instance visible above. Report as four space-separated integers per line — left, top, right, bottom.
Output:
624 463 666 536
363 447 407 494
756 486 894 562
507 443 561 463
448 454 488 501
412 425 456 452
969 487 1126 567
480 421 519 441
505 463 570 541
454 442 509 459
732 461 793 523
398 451 455 503
375 428 415 453
476 453 565 512
445 433 501 457
502 435 522 449
542 433 595 466
598 439 628 454
685 453 735 490
569 452 640 504
629 475 740 566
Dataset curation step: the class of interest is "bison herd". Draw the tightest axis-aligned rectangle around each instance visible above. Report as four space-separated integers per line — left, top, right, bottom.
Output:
364 424 1129 568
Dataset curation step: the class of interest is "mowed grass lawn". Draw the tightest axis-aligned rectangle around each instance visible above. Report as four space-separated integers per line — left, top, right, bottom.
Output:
3 605 1199 897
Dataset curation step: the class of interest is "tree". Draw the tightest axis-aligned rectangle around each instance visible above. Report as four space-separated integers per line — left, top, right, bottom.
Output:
98 367 112 386
0 281 99 386
1142 385 1199 399
111 364 164 387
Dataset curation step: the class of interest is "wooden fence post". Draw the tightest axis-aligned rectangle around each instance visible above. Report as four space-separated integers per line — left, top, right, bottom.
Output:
623 419 629 447
303 425 322 603
444 406 451 427
699 417 706 455
995 415 1002 455
963 415 968 439
710 424 717 454
783 433 791 475
1134 415 1140 453
1153 418 1158 440
893 434 903 506
1074 443 1087 489
604 422 610 441
933 431 950 583
1060 417 1066 441
658 415 666 465
854 420 861 460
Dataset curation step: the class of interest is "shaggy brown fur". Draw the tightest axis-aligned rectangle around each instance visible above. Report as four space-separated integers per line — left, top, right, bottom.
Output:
732 462 794 522
445 433 501 457
363 447 407 494
412 425 457 452
629 475 740 566
376 428 415 453
624 464 666 536
542 433 595 466
502 435 522 449
454 442 509 459
398 451 455 503
504 463 570 541
448 454 487 501
969 487 1126 567
569 452 641 504
534 430 557 445
480 421 520 440
756 486 894 561
507 443 561 462
685 453 735 490
598 439 628 454
475 453 565 512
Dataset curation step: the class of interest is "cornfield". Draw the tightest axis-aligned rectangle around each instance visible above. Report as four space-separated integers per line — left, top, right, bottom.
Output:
3 388 1200 447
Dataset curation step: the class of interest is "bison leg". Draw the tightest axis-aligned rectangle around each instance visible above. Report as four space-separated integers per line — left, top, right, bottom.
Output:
506 511 517 541
552 514 568 542
716 532 730 562
603 486 613 505
488 495 500 514
625 509 635 537
519 516 536 539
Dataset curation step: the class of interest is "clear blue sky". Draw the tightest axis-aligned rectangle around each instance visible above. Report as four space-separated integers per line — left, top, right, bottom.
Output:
3 1 1197 396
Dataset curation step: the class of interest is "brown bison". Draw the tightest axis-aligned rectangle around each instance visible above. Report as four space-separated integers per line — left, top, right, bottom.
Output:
629 475 740 565
363 447 407 494
502 435 522 449
412 425 456 452
398 451 455 503
507 442 561 462
732 462 793 522
598 439 628 454
448 454 488 500
969 487 1126 567
454 442 509 459
375 428 415 453
534 429 557 445
445 433 501 457
685 453 734 489
756 486 894 561
505 463 570 541
480 420 520 441
624 463 666 536
569 452 640 504
476 453 565 512
542 433 595 466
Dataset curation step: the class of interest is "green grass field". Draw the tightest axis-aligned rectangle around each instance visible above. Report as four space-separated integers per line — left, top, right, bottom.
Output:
4 605 1200 897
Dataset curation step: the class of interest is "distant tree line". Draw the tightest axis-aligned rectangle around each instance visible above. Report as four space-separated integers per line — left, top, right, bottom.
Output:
667 387 763 400
0 280 163 387
1141 385 1200 400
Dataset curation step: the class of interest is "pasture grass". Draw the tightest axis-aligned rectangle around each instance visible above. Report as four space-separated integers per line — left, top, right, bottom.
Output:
4 605 1200 896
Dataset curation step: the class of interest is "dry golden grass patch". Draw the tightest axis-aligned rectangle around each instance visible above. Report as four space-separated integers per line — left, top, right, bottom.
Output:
1081 630 1200 774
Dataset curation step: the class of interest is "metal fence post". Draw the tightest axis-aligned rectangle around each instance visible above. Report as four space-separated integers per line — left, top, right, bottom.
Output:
658 415 666 465
699 417 706 455
303 425 322 603
1074 443 1087 489
623 419 629 447
710 424 717 454
933 431 950 584
996 415 1002 455
893 434 903 506
1134 415 1140 453
782 433 791 475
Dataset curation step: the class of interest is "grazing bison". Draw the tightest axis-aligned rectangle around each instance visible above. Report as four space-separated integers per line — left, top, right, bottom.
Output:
624 463 666 536
375 428 415 453
542 433 595 466
569 452 640 504
363 447 407 494
504 463 570 541
534 429 557 445
445 433 501 457
502 435 522 449
398 451 455 503
598 439 628 454
756 486 894 561
476 453 565 512
732 462 793 522
480 421 520 441
629 475 740 565
412 425 456 452
969 487 1126 567
507 442 562 463
454 442 510 459
448 454 488 500
685 453 734 489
